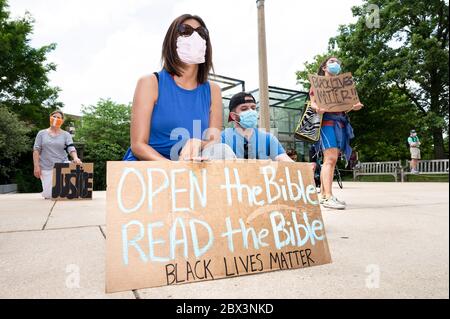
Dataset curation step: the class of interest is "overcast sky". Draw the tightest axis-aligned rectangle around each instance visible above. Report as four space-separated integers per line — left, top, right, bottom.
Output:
8 0 362 115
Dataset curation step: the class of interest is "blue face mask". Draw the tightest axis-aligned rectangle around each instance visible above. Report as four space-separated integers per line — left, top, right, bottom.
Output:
327 62 341 75
237 109 258 129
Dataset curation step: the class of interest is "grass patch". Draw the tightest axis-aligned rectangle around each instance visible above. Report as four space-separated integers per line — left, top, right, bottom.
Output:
404 174 449 182
347 175 397 182
343 174 448 182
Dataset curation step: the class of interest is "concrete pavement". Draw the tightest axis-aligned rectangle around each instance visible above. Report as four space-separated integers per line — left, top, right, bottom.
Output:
0 182 448 299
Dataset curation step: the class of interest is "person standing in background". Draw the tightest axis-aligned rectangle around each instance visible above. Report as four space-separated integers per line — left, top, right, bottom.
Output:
408 129 421 174
310 57 364 210
33 110 82 199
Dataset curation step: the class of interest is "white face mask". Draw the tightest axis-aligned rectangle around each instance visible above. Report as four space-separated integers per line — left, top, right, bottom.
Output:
176 31 207 65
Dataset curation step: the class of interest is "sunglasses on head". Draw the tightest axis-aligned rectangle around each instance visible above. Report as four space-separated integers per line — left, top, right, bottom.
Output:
178 23 209 40
327 59 341 64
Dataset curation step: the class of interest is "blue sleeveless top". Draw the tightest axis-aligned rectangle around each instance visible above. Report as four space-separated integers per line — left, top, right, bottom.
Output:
123 69 211 160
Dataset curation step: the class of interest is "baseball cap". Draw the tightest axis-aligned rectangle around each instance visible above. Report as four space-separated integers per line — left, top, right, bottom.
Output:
227 92 256 122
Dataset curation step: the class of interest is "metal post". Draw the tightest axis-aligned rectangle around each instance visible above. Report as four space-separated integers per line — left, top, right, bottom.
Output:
256 0 270 131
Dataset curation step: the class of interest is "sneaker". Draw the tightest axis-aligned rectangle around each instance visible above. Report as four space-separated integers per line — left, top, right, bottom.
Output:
332 196 346 206
319 194 325 204
322 196 346 210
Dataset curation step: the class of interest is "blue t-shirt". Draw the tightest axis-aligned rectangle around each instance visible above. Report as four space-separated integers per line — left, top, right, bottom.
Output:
123 69 211 160
221 128 286 160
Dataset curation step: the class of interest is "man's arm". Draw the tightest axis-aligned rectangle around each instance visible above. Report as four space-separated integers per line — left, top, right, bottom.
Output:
275 153 294 162
268 133 293 162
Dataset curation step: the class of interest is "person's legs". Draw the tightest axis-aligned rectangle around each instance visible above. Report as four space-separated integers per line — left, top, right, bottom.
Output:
321 148 339 199
410 148 420 172
319 125 345 209
40 169 53 199
414 149 421 173
411 159 418 170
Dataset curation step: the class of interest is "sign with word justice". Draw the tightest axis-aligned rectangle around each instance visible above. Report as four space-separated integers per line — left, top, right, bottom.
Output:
52 163 94 200
308 72 360 112
105 161 332 293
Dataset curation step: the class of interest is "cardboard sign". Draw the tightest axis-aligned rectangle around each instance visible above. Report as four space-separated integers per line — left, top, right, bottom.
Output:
52 163 94 200
105 161 332 293
308 72 360 112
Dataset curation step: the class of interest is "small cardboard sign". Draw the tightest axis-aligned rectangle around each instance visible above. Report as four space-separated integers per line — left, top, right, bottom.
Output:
308 72 360 112
51 163 94 200
105 161 332 293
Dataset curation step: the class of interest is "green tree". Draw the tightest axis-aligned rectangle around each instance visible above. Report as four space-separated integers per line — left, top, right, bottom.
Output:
76 99 131 190
1 0 63 191
0 106 30 183
331 0 449 159
0 0 62 128
296 0 449 161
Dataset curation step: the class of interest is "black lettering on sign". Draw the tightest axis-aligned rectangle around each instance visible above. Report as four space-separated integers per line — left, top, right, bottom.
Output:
223 254 265 277
52 163 94 199
165 259 215 285
308 73 360 111
269 249 316 270
343 75 354 86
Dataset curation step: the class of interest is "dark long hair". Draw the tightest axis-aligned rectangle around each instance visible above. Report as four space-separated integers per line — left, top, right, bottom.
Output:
161 14 213 84
50 110 64 119
317 56 339 75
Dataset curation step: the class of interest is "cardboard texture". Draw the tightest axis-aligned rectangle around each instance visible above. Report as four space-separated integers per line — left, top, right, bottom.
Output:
106 160 332 293
308 72 360 112
52 163 94 200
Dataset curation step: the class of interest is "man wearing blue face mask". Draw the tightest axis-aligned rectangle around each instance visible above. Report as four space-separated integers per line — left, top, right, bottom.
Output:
221 92 293 162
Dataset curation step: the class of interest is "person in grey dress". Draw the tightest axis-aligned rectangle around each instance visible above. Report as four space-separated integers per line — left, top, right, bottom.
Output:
33 110 82 199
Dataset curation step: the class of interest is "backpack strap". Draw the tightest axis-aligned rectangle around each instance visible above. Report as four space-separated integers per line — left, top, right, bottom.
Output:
265 131 272 159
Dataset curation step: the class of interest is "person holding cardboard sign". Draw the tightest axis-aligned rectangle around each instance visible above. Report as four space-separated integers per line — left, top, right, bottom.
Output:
310 57 363 210
123 14 235 162
33 110 82 199
221 92 293 162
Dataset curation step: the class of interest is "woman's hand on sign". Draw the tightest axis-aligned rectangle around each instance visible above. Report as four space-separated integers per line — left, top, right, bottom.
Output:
351 102 364 111
179 138 203 161
34 166 41 179
72 158 82 165
311 101 326 114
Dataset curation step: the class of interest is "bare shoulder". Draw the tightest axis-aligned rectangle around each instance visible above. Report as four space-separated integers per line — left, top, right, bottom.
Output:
136 73 158 89
134 74 158 104
209 81 221 95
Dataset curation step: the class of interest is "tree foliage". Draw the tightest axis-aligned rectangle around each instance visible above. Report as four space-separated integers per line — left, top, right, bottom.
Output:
296 0 449 161
0 0 62 129
0 106 30 182
1 0 63 189
75 99 131 190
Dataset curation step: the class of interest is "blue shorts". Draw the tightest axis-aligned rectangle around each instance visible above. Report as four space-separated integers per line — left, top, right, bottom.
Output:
320 125 345 150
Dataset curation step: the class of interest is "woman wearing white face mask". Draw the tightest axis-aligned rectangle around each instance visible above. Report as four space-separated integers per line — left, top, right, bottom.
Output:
123 14 233 162
310 57 364 210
